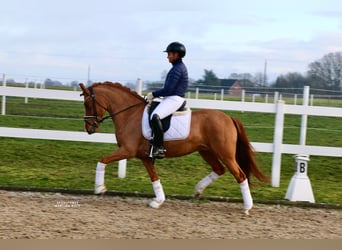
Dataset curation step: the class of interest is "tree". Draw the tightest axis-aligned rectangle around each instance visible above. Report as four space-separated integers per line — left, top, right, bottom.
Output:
70 80 79 87
1 78 16 85
307 52 342 90
253 72 264 87
273 72 307 93
44 78 63 86
196 69 219 86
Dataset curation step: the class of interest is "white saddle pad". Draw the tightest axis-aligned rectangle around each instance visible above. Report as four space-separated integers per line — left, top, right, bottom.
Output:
142 106 192 141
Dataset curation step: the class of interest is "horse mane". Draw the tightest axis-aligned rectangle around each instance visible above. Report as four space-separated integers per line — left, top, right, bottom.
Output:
91 81 145 101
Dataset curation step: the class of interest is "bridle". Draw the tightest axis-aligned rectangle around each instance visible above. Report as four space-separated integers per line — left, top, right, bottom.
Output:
82 86 146 129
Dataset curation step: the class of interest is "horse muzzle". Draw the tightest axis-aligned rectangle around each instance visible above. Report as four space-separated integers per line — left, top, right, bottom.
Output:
84 116 99 134
86 125 97 134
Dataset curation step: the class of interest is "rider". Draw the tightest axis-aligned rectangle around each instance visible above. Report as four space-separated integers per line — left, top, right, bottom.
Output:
147 42 189 158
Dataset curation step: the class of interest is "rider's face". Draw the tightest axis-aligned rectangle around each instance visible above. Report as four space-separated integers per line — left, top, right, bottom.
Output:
167 52 180 63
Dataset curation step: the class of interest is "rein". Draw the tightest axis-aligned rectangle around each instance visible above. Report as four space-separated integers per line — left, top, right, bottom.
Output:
83 86 146 127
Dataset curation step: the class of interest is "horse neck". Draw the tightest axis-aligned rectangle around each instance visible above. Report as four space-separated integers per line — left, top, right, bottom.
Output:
99 87 144 124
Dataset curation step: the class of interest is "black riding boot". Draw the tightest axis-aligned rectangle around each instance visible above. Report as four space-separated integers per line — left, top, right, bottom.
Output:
150 114 166 158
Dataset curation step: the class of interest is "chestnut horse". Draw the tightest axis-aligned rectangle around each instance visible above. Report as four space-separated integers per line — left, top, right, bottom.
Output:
80 82 268 214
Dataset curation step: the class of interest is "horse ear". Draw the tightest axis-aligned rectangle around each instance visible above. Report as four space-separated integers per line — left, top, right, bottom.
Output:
79 83 89 96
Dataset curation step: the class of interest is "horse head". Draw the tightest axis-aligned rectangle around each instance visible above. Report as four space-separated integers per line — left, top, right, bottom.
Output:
80 82 146 135
79 83 108 134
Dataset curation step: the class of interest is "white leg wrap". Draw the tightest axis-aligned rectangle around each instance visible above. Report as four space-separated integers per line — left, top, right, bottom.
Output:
94 162 107 194
195 172 220 195
239 179 253 213
149 179 165 209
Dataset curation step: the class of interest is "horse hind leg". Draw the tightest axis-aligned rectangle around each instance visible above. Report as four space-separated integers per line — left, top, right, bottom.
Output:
194 150 226 199
220 156 253 215
239 178 253 215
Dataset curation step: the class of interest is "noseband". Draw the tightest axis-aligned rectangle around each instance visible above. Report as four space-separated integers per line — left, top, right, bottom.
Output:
83 86 146 129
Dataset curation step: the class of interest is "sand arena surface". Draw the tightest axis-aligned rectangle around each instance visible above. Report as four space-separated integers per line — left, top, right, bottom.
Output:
0 190 341 239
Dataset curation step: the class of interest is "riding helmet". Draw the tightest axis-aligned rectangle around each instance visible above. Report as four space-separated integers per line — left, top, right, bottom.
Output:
164 42 186 57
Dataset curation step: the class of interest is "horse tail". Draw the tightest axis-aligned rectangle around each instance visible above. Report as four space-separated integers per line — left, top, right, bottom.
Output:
231 117 269 184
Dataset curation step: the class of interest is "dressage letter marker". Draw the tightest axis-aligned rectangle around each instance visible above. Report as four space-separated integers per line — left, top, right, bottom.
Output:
285 155 315 203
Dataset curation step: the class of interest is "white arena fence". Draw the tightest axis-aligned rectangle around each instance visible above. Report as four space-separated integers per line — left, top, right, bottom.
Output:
0 85 341 193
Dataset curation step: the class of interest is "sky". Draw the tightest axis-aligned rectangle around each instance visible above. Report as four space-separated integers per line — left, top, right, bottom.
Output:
1 0 342 85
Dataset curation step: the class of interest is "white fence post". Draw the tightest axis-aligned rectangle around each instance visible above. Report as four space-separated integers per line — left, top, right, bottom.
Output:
118 159 127 178
241 89 245 102
271 100 285 187
274 91 279 103
300 86 309 145
220 89 224 101
136 78 142 95
310 94 314 106
1 74 6 115
25 81 29 104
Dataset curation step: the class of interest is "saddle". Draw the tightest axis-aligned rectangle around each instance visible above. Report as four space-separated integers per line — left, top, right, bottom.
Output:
148 99 187 132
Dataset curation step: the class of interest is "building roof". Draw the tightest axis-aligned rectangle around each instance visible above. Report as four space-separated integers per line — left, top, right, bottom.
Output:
219 79 239 88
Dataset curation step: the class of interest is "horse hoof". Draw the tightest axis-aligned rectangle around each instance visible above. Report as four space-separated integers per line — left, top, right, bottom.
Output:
193 192 201 200
94 185 107 194
244 209 250 216
149 198 164 209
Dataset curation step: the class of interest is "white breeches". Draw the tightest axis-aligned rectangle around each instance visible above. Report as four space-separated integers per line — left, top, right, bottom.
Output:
150 95 184 120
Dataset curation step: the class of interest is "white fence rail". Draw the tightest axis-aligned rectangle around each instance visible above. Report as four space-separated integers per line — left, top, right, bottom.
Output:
1 85 341 188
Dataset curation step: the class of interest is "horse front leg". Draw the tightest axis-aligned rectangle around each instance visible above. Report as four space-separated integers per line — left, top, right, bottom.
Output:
94 162 107 194
94 147 132 195
141 159 165 209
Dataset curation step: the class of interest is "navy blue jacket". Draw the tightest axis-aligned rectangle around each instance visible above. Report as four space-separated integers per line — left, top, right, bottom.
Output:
153 59 188 97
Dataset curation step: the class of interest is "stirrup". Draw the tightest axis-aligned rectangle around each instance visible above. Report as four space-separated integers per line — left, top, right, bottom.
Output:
153 148 166 159
148 145 166 159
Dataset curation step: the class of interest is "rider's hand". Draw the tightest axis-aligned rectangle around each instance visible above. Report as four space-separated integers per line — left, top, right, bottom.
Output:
146 92 154 103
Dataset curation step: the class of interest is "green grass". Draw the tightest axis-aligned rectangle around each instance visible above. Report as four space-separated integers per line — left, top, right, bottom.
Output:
0 95 341 204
